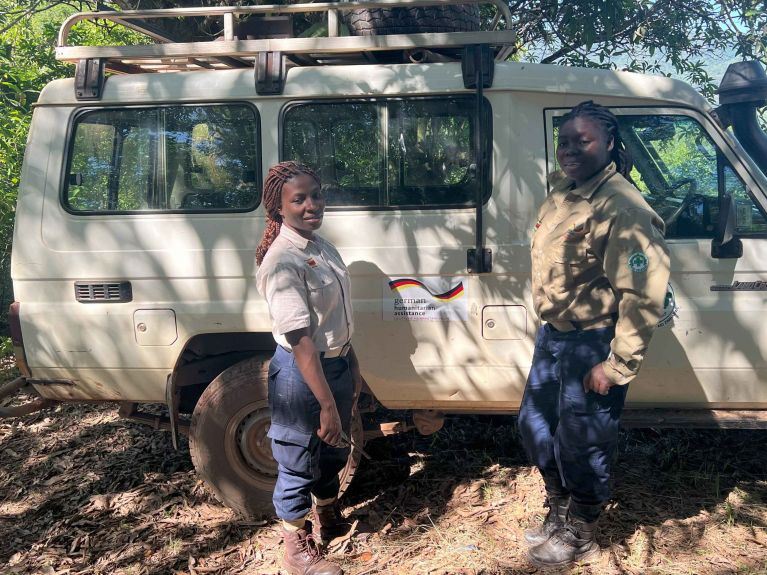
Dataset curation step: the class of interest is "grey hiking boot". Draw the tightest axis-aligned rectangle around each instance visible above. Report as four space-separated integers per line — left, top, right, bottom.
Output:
527 515 600 566
524 495 569 546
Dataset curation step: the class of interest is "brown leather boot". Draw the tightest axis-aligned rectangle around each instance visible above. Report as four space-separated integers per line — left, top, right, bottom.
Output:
312 501 353 545
281 526 343 575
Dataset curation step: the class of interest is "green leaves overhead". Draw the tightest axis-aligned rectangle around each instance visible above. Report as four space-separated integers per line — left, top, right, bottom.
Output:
510 0 765 98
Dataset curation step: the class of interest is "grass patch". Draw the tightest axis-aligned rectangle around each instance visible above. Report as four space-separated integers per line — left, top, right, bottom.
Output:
1 335 12 358
0 336 19 382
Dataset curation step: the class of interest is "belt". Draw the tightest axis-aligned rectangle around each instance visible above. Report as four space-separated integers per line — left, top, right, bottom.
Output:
547 314 617 333
280 342 351 359
319 342 351 359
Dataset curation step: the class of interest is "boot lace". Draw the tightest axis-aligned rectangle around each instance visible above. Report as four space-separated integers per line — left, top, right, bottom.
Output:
554 525 581 547
550 521 592 549
296 532 323 563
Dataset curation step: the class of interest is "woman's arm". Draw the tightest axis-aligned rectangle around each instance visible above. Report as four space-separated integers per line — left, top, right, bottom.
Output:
285 328 342 446
585 206 670 394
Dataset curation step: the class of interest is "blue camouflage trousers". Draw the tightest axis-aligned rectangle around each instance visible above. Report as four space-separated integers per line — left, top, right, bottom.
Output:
267 346 353 521
518 324 628 508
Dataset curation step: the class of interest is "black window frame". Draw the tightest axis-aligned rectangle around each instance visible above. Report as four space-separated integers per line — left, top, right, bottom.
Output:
280 95 493 211
61 102 262 216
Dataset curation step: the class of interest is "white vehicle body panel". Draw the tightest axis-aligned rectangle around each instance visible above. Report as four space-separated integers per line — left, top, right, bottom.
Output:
13 62 767 409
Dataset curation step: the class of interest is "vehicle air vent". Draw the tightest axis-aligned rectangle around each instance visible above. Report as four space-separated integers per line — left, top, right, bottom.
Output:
74 281 132 303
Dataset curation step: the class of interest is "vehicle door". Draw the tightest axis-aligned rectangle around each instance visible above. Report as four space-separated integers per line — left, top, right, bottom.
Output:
281 95 514 409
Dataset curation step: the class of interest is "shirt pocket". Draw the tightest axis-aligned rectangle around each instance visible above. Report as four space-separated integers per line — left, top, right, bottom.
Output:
305 268 336 315
267 361 290 420
305 268 335 291
543 241 590 300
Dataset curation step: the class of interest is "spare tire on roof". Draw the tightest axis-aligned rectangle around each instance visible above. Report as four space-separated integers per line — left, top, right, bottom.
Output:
344 4 481 35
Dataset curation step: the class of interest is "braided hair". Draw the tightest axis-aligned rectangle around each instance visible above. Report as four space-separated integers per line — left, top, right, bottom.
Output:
255 161 321 265
560 101 633 179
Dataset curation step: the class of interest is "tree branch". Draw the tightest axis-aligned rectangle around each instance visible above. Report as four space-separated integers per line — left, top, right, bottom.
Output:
0 0 48 35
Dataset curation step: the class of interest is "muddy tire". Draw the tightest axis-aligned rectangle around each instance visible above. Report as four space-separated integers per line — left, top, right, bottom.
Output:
189 355 364 518
344 4 480 35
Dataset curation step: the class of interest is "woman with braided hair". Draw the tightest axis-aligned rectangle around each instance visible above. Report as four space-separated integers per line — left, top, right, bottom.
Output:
256 161 363 575
518 101 670 566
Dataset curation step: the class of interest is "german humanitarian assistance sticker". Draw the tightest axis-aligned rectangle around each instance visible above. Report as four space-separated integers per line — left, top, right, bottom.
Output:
627 252 649 273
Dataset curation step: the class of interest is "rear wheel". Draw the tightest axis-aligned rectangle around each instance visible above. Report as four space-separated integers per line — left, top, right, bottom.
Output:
189 355 363 518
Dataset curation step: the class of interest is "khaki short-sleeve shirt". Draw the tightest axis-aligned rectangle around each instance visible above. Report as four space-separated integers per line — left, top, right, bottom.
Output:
531 163 671 385
256 225 353 351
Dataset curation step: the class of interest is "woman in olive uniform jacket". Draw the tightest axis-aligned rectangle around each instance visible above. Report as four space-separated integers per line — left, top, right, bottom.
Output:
518 101 670 566
256 161 363 575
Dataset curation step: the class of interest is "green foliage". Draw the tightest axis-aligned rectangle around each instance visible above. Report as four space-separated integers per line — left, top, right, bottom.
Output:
0 335 11 358
513 0 767 99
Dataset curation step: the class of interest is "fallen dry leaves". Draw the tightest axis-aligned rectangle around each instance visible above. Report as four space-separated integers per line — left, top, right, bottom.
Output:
1 368 766 575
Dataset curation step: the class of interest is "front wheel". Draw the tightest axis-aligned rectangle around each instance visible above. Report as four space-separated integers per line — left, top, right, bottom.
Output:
189 355 363 518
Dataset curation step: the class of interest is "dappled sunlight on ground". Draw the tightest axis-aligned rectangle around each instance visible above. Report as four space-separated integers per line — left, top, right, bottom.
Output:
1 367 766 574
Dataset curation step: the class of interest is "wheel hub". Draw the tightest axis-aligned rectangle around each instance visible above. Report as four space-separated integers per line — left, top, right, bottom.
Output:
235 407 278 477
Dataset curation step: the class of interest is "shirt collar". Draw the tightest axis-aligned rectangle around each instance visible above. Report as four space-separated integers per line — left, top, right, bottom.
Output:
278 224 315 251
548 162 618 200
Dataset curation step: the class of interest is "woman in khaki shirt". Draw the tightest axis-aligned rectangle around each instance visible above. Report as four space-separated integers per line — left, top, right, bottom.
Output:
256 161 363 575
518 102 670 566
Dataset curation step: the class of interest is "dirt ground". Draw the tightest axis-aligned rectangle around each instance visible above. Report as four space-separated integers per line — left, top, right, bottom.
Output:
1 365 767 575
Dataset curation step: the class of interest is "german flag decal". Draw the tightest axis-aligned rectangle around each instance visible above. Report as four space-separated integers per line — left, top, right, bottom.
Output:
388 278 465 301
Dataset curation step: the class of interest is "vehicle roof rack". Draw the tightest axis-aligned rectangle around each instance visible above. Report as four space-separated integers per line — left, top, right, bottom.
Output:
56 0 516 74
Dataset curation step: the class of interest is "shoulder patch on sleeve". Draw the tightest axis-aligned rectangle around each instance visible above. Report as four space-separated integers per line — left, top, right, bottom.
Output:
627 251 649 273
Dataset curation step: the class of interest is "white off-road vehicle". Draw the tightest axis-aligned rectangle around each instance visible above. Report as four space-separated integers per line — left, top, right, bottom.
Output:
7 0 767 517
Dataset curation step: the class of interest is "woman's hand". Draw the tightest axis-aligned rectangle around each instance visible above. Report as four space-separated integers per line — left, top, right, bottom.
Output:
583 362 614 395
318 401 343 447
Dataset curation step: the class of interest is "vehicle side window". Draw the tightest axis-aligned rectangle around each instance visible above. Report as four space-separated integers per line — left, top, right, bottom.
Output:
620 115 766 238
551 113 767 238
283 103 381 206
727 164 767 236
65 105 260 213
282 97 489 208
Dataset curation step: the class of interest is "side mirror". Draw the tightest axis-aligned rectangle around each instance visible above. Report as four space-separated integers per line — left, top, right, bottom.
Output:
711 192 743 258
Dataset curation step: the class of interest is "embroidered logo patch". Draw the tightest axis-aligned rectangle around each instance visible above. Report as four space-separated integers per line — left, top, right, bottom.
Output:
657 282 679 327
627 252 649 273
305 258 318 268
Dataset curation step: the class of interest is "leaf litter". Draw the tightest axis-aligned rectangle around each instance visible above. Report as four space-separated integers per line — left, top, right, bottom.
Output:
0 368 766 575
